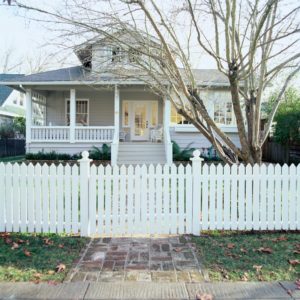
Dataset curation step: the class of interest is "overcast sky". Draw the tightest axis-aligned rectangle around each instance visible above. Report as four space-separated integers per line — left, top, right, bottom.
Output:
0 0 299 90
0 0 218 73
0 1 78 73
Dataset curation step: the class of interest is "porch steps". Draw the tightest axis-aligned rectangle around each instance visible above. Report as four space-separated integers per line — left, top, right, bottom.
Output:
117 142 166 165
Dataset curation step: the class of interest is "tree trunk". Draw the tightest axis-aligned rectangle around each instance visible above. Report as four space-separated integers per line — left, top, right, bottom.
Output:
252 146 262 164
228 73 254 164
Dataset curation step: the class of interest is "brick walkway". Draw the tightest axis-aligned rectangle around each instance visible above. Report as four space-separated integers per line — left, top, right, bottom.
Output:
66 236 205 283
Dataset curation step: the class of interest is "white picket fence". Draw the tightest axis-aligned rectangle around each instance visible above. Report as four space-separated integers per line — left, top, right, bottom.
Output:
0 150 299 236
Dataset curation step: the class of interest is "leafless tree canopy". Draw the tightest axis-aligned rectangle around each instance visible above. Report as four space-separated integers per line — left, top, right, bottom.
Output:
7 0 300 163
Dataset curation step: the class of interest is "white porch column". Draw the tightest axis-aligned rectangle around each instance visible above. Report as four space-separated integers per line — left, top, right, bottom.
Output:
164 96 173 165
70 89 76 143
164 97 171 128
114 85 120 133
111 85 120 166
25 89 32 147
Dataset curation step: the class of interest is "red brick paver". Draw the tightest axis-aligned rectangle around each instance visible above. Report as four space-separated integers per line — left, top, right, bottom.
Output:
66 236 205 283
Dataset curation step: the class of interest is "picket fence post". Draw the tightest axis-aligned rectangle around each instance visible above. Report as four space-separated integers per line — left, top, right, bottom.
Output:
190 150 204 235
78 151 92 236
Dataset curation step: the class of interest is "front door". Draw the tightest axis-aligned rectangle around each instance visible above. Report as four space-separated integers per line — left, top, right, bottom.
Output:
123 100 158 141
132 102 148 140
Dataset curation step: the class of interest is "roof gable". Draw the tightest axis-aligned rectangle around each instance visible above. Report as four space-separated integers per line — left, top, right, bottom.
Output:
0 74 24 106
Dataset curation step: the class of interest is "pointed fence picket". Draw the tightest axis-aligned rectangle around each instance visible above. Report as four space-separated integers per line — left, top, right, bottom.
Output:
0 151 299 236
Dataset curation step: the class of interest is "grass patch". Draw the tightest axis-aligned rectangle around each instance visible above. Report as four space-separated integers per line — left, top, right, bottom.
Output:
0 232 89 282
0 156 25 163
192 231 300 281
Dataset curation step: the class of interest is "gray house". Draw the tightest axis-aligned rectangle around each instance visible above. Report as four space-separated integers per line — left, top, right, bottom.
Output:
0 36 240 165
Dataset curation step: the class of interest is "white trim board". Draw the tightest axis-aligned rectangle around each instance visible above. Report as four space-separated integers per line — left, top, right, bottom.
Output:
171 124 238 133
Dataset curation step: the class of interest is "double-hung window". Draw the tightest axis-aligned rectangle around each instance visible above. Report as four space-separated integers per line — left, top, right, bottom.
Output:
66 99 89 126
214 101 234 125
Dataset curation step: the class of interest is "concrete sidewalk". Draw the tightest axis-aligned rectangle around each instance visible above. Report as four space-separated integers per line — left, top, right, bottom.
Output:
0 281 299 300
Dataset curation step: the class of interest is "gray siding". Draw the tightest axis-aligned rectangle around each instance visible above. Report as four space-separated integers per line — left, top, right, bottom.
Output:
46 89 161 128
46 90 114 126
170 127 241 149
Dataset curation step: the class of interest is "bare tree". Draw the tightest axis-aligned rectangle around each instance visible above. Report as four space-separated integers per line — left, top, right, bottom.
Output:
1 47 22 73
6 0 300 164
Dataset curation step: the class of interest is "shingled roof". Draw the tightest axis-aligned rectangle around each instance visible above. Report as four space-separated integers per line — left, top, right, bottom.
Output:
0 66 229 87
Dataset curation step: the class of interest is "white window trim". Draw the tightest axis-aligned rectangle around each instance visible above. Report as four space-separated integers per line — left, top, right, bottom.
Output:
65 98 89 126
172 123 238 133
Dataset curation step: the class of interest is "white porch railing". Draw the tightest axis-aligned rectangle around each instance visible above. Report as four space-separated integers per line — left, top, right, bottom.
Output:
31 126 70 142
75 126 114 142
31 126 114 142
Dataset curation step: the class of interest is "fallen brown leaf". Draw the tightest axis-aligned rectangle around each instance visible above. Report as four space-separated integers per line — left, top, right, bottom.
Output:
16 239 26 244
11 242 19 250
55 263 66 273
5 238 12 245
241 272 249 281
196 293 213 300
240 248 248 254
173 247 182 252
272 236 287 242
288 259 300 266
58 244 64 248
257 274 265 281
24 249 31 257
33 273 42 279
43 238 54 246
293 250 300 255
227 243 235 249
0 232 10 238
257 247 273 254
47 270 55 275
253 265 262 272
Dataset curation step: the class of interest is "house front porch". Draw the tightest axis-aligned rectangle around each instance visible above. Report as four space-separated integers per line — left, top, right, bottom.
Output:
25 85 172 164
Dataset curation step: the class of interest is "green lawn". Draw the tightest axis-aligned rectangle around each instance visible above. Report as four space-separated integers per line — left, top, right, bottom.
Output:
190 231 300 281
0 155 25 163
0 233 88 282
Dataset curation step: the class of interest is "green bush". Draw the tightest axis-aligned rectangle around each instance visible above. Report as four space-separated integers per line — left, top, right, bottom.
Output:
26 151 73 161
25 144 111 161
12 117 26 136
172 141 196 161
264 87 300 145
89 144 111 160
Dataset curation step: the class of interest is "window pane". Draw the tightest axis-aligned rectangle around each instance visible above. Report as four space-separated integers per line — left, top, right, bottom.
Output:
226 102 232 125
151 102 158 126
214 101 232 125
170 104 191 125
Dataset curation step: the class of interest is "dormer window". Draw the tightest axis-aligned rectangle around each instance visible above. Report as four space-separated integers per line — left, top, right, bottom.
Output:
112 46 123 63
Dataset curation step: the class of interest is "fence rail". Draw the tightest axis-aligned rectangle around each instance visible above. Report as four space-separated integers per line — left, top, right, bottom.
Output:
0 151 299 236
